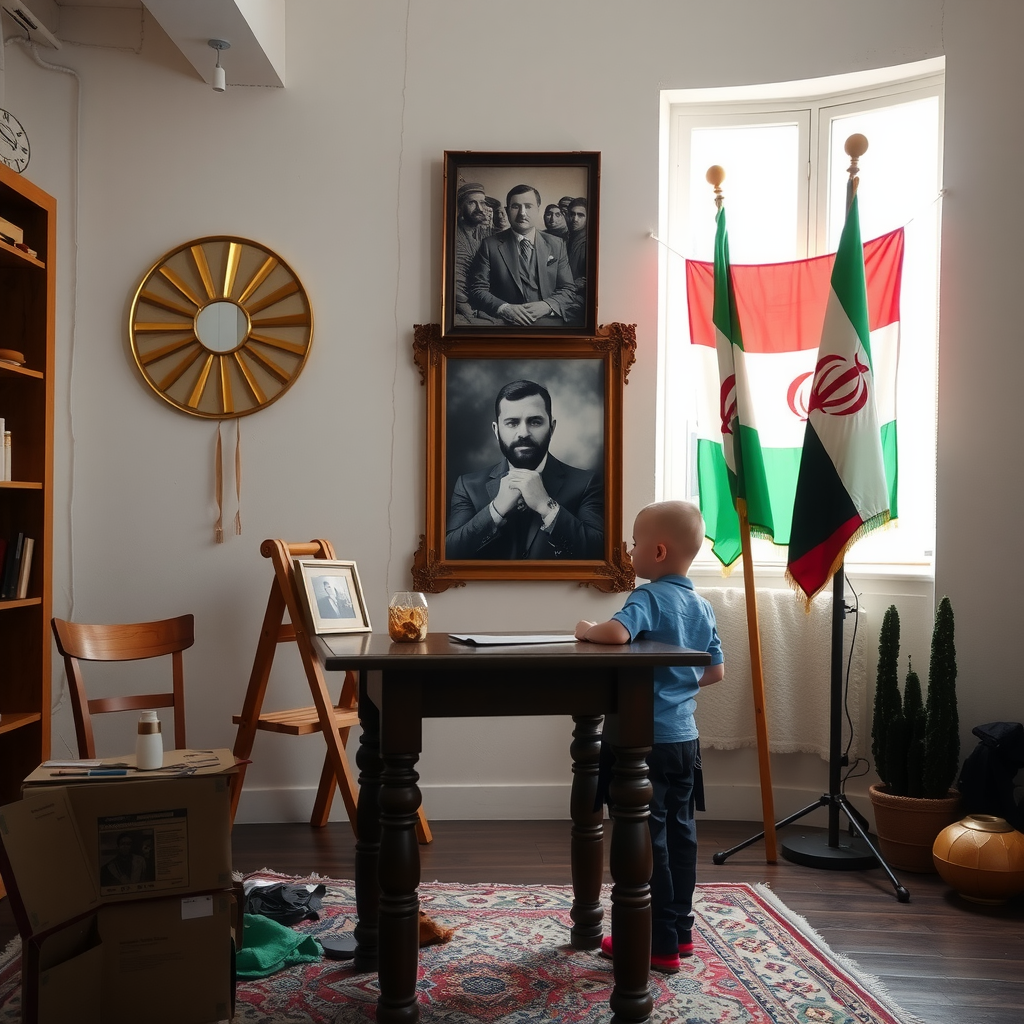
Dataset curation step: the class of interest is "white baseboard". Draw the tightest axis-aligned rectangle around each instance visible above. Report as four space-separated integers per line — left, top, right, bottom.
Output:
232 780 877 827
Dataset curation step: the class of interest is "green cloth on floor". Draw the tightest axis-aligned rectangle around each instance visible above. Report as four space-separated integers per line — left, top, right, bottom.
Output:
237 912 322 978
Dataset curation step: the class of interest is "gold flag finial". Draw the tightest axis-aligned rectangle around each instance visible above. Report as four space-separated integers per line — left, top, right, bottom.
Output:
845 134 868 204
706 165 726 210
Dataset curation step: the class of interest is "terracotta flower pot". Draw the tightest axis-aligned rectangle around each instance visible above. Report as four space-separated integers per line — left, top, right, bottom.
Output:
868 784 962 873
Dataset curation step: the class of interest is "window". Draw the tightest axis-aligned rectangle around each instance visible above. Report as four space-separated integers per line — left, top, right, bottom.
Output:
659 60 944 571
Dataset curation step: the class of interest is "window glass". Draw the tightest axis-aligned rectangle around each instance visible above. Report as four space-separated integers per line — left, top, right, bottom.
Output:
689 122 802 263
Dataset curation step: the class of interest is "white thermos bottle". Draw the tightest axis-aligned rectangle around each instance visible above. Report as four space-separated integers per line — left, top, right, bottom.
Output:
136 710 164 770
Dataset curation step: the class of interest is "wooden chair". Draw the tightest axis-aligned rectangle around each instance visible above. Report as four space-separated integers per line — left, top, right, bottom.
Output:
50 614 194 758
229 538 430 842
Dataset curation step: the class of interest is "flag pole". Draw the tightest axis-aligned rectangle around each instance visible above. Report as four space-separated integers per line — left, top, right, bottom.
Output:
821 133 866 851
777 134 909 901
706 165 778 864
824 132 866 849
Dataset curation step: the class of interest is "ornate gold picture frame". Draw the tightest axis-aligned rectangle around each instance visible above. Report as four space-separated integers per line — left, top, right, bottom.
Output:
411 322 636 593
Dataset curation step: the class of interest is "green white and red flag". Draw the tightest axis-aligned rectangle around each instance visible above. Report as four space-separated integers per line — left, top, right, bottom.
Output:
785 193 896 600
705 205 775 552
686 222 903 568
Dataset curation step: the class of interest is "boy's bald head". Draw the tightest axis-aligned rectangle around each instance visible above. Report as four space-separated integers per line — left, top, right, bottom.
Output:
636 501 705 562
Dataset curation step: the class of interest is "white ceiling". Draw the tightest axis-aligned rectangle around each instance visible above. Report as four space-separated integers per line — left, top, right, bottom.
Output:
3 0 285 87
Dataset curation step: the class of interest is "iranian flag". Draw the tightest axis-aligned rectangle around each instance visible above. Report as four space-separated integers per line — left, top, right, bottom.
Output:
705 204 775 555
786 193 896 600
687 223 903 567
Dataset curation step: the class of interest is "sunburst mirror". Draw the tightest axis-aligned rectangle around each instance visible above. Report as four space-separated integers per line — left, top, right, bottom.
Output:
129 236 313 418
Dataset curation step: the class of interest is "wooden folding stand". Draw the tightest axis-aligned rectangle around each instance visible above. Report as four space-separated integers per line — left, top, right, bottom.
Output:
229 538 431 843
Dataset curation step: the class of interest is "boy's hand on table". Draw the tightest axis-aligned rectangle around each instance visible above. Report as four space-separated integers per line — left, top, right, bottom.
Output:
575 620 630 644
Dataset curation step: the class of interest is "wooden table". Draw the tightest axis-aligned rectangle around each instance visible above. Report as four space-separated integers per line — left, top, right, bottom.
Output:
314 632 710 1024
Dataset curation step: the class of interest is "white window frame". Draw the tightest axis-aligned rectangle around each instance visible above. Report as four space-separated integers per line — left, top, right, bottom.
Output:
658 59 944 578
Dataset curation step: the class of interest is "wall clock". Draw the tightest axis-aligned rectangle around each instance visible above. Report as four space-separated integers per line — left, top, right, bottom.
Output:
0 108 30 172
129 236 313 419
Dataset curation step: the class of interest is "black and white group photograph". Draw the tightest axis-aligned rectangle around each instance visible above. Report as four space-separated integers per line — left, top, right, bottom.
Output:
443 152 600 337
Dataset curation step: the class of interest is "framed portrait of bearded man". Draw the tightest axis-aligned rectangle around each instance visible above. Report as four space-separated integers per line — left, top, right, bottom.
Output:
411 323 635 593
442 151 600 339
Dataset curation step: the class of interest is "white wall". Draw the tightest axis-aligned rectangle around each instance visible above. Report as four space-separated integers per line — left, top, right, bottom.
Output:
6 0 1017 826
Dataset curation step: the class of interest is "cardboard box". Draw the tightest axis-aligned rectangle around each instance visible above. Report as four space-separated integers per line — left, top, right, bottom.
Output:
0 763 236 1024
101 893 234 1024
22 894 234 1024
3 773 233 921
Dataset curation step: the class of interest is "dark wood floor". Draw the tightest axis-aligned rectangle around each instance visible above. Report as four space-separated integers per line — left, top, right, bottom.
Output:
3 819 1022 1023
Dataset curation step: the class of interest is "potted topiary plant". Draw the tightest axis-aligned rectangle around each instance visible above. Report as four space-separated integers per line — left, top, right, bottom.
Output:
868 597 962 872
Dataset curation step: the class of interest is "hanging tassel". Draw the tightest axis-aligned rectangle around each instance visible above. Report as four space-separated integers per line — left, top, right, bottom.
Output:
234 418 242 536
215 421 224 544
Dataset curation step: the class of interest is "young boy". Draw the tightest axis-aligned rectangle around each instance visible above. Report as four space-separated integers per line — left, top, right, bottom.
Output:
575 500 724 975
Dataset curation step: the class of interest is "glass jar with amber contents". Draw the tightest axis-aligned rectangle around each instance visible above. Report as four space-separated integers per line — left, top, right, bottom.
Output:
388 592 428 642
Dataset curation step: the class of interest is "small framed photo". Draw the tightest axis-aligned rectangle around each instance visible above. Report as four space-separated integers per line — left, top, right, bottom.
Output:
293 559 372 634
442 151 600 339
411 322 636 593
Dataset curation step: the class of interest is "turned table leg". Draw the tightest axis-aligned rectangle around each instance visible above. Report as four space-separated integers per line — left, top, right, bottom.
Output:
607 667 655 1024
353 672 382 974
570 713 605 949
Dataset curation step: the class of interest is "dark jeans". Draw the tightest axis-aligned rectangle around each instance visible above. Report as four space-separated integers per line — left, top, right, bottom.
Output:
647 740 698 955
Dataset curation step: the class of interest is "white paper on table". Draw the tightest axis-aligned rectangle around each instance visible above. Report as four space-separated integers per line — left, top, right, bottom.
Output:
448 633 578 646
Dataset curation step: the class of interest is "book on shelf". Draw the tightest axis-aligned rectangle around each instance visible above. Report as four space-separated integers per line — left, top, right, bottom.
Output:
0 531 24 599
16 536 34 599
0 214 24 245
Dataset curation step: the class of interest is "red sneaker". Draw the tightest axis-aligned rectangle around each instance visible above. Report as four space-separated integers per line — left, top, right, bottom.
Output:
651 951 681 974
598 936 681 975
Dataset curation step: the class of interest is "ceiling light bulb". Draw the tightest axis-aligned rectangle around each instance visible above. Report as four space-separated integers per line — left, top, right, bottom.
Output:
208 38 230 93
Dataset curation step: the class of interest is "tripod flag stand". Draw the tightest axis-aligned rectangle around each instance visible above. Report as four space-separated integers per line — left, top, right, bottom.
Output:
712 566 909 901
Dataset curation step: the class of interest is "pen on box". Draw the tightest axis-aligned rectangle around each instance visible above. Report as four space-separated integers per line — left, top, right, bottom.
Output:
51 769 129 777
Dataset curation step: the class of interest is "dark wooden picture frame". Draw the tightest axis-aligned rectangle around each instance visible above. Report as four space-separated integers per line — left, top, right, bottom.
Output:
411 322 636 593
442 151 600 339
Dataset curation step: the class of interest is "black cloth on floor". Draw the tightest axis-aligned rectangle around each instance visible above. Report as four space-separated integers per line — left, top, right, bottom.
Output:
957 722 1024 832
243 883 326 925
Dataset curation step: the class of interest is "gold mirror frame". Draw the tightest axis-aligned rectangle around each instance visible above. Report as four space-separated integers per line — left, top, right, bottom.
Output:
128 236 313 419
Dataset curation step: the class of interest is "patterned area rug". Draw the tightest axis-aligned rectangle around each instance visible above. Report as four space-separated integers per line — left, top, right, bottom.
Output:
0 873 924 1024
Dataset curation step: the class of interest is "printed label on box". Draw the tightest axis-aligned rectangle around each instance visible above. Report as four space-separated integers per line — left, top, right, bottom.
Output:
181 895 213 920
96 808 189 895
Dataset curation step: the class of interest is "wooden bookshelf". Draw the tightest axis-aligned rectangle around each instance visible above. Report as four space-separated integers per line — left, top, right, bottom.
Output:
0 163 54 873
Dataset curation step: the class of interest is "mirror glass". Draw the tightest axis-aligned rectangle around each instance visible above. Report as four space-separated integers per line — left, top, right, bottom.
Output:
196 301 248 352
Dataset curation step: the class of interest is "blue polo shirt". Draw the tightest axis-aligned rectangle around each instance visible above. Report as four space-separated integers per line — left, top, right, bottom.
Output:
611 575 723 743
